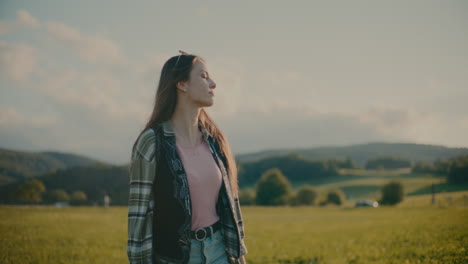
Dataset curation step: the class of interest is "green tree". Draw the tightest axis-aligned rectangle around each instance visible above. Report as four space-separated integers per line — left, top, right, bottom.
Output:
326 189 345 205
238 188 256 205
412 161 435 174
295 185 318 205
16 179 46 204
447 155 468 184
70 191 87 205
380 180 404 205
44 189 70 203
366 156 412 170
255 168 291 206
434 158 451 174
344 157 356 169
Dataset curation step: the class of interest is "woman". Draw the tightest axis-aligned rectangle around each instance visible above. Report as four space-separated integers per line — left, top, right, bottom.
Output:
127 50 248 264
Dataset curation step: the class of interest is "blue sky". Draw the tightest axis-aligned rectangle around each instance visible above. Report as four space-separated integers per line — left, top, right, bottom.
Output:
1 0 467 165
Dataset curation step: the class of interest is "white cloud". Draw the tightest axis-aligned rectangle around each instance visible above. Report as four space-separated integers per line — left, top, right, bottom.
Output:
137 54 169 84
0 40 37 84
0 12 155 162
46 22 127 66
202 58 312 119
0 106 58 126
37 68 148 121
0 10 40 35
358 106 428 135
1 10 124 67
359 106 468 148
354 105 467 146
220 105 468 155
1 7 467 164
17 10 40 29
206 58 246 117
245 70 319 113
0 21 16 35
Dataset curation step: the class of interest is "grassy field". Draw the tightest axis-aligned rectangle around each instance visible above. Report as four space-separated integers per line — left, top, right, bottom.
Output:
286 169 468 207
1 191 467 264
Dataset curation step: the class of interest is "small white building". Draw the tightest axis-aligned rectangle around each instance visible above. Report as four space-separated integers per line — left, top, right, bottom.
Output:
54 201 70 208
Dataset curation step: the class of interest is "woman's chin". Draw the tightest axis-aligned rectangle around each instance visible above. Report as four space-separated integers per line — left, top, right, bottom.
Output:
202 98 214 107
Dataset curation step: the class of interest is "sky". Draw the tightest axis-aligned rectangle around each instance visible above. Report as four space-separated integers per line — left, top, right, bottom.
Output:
0 0 467 165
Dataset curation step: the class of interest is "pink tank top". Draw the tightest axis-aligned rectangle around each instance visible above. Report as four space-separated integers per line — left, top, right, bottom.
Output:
176 139 222 230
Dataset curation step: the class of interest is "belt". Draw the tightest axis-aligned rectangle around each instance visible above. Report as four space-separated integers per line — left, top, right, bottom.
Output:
189 221 221 241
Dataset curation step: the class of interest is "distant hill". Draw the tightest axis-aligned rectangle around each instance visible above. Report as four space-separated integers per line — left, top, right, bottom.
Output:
1 142 468 205
2 142 468 186
0 148 109 185
236 142 468 167
1 156 466 206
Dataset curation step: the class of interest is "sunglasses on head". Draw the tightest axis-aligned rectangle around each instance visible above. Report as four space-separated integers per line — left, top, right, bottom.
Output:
174 50 190 68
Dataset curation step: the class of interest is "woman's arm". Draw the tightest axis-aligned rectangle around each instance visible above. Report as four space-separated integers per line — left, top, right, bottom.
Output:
127 130 157 264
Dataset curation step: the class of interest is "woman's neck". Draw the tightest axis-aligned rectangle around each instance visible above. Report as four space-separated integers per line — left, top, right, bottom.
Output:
170 104 202 147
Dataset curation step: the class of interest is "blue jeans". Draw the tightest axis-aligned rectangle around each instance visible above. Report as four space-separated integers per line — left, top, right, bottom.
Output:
188 229 230 264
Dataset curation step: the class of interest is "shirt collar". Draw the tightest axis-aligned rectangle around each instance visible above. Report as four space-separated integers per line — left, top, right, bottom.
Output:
161 119 211 142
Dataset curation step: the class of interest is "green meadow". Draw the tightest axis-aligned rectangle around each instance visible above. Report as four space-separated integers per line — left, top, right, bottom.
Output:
1 191 467 264
289 169 467 207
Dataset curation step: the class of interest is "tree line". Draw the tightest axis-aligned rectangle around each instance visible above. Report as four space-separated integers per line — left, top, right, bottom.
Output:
16 179 88 205
238 153 354 186
3 153 467 206
239 168 405 206
412 154 468 184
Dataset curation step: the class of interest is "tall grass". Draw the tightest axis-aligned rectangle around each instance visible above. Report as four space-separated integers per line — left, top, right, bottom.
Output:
1 193 467 264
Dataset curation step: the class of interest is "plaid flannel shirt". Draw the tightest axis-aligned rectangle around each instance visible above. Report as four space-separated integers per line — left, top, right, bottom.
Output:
127 120 247 264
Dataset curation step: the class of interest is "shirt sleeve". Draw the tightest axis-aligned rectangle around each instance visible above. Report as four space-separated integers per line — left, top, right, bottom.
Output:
127 130 157 264
234 197 248 256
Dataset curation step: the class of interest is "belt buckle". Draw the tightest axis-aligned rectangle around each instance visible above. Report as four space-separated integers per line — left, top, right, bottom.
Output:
195 228 207 241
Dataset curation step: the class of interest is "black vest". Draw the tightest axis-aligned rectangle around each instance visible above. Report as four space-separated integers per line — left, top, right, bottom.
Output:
150 125 232 263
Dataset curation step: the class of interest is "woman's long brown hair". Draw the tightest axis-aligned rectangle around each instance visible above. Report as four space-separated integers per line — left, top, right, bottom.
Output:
131 54 239 197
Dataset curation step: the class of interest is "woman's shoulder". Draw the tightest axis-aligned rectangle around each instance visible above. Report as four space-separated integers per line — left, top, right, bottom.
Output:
132 127 161 162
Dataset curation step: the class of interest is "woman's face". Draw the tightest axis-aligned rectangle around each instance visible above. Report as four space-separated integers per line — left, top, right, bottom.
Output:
178 60 216 107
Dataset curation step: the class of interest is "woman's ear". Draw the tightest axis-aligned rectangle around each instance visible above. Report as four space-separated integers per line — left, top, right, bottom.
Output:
176 81 187 92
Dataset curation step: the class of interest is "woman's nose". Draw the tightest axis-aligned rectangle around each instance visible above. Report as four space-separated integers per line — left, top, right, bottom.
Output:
210 80 216 89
